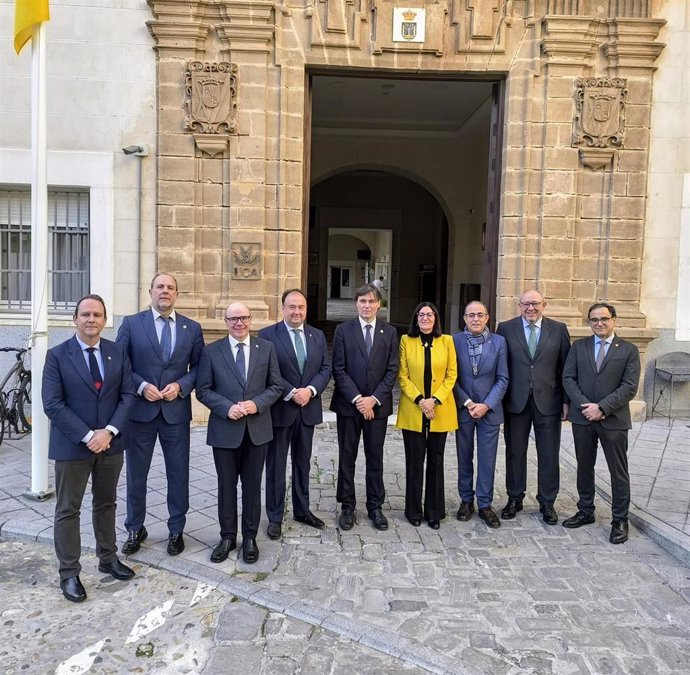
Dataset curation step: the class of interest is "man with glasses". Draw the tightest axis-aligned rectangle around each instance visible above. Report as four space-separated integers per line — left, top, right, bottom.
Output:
258 289 331 540
196 303 282 564
117 273 204 557
330 284 399 531
562 302 640 544
454 301 509 528
496 289 571 525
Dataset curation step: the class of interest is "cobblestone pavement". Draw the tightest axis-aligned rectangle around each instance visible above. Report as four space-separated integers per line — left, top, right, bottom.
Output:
1 420 690 673
0 539 423 674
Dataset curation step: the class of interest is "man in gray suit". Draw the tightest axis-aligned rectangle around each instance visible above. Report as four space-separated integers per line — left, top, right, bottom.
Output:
497 289 571 525
196 302 282 564
562 302 640 545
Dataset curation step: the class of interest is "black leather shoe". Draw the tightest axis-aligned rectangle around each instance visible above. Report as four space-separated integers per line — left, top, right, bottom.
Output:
210 537 236 563
242 538 259 564
339 509 355 530
501 497 523 520
456 502 475 522
478 507 501 528
406 516 421 527
610 519 629 544
427 520 440 530
121 526 148 555
368 509 389 531
294 512 325 529
267 522 282 540
98 559 135 581
167 533 185 556
540 504 558 525
562 511 596 529
60 576 87 603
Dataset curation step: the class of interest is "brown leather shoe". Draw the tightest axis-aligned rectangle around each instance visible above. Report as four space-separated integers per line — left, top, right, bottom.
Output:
456 502 475 522
478 507 501 528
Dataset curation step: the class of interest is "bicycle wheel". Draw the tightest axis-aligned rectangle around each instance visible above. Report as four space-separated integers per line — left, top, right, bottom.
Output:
18 373 32 431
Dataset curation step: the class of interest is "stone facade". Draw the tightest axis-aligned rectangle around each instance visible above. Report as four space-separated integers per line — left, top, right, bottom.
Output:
147 1 665 391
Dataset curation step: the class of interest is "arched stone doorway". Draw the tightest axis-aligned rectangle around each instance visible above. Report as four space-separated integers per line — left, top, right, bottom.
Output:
308 170 449 329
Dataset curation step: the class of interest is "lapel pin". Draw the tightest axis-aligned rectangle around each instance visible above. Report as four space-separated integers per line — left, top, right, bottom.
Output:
107 356 111 361
379 329 384 334
183 324 187 329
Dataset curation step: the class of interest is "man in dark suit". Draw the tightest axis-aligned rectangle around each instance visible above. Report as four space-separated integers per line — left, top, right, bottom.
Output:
330 284 399 531
258 289 331 540
117 273 204 557
42 295 136 602
496 289 571 525
196 302 282 564
562 302 640 544
454 301 509 528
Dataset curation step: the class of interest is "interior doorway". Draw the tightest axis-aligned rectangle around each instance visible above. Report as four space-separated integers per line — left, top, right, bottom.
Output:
304 72 503 333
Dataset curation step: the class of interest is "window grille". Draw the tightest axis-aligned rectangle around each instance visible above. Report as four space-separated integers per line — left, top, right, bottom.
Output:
0 188 90 312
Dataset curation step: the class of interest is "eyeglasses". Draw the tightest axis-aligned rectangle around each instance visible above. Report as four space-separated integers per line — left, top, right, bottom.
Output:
589 316 612 324
417 312 435 319
520 301 543 308
225 315 251 324
465 313 487 319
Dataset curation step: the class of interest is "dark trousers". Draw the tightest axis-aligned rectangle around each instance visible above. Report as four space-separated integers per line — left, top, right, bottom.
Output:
335 414 387 512
265 420 315 524
504 395 561 505
54 452 123 580
402 428 447 522
213 434 267 539
456 419 500 509
125 415 190 534
572 422 630 520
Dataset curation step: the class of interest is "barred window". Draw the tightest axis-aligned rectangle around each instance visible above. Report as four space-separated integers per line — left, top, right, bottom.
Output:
0 188 90 312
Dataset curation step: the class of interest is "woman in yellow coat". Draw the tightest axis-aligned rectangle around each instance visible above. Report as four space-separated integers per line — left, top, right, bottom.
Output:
396 302 458 529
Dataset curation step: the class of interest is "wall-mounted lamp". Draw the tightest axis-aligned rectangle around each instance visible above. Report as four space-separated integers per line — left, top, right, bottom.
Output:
122 144 149 156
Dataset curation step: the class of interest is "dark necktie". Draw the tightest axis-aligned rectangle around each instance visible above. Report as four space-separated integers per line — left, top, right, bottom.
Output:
86 347 103 391
364 324 373 356
596 340 607 372
236 342 246 386
160 316 172 362
528 323 537 358
293 329 306 373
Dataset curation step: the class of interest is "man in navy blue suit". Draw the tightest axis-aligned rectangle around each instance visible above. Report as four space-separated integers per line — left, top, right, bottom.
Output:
43 295 136 602
454 301 509 529
330 284 399 532
258 289 331 539
117 274 204 556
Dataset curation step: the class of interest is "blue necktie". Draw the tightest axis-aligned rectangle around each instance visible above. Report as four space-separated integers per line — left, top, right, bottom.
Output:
236 342 246 386
364 324 373 357
86 347 103 391
160 316 172 362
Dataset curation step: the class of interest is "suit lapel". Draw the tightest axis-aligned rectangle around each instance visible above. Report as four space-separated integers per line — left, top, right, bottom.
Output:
99 340 116 394
513 318 532 360
369 320 387 360
246 337 259 384
585 335 598 373
304 325 320 376
143 310 165 362
597 334 619 373
351 320 368 360
68 336 99 393
220 339 245 387
277 322 301 375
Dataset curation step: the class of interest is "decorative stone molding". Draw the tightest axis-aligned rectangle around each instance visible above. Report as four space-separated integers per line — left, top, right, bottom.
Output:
578 148 615 170
604 18 665 72
573 77 627 150
309 0 369 49
146 0 209 52
452 0 510 54
184 61 238 135
216 0 275 53
541 16 600 66
193 134 229 157
231 243 262 279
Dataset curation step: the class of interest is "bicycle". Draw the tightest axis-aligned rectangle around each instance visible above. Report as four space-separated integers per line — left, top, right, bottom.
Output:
0 346 32 445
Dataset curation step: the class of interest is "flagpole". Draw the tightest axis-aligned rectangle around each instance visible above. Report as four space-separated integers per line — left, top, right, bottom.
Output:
24 19 52 501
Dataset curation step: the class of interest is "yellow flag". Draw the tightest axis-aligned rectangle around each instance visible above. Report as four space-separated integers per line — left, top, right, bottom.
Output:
14 0 50 55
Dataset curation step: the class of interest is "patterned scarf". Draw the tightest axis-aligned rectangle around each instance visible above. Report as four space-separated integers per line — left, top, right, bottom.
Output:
464 327 490 376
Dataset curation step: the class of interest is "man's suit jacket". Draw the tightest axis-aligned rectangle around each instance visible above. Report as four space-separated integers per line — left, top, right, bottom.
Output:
496 316 571 416
196 336 282 448
329 318 399 419
563 334 640 430
257 321 331 427
42 336 136 461
116 310 204 424
396 334 458 432
453 331 509 426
